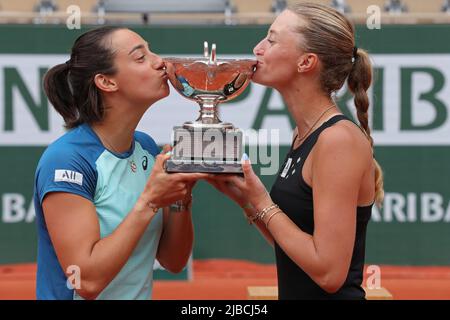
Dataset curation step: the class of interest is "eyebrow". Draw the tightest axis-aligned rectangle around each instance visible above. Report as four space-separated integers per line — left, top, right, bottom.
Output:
128 43 148 55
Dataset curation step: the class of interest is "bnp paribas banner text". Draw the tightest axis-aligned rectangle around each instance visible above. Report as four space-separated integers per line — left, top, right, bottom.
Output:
0 25 449 266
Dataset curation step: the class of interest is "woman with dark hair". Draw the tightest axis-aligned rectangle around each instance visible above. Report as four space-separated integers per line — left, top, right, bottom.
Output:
34 26 206 300
208 3 384 299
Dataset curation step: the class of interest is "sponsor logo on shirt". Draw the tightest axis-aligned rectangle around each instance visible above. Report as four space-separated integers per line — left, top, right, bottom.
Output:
280 158 292 178
142 156 148 170
54 170 83 186
130 160 137 173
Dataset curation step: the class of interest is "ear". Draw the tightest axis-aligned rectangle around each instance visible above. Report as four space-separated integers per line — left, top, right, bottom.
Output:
94 74 118 93
297 53 319 73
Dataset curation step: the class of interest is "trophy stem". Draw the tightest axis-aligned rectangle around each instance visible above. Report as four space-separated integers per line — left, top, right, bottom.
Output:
198 98 221 124
184 97 233 129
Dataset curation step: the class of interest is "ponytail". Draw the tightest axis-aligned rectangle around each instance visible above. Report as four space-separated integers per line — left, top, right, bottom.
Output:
43 62 80 129
347 48 384 207
288 3 384 207
43 26 123 129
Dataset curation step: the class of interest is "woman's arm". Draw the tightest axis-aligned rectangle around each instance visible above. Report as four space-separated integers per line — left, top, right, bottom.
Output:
43 153 206 299
243 205 274 246
259 125 369 292
221 125 370 293
156 203 194 274
43 192 157 300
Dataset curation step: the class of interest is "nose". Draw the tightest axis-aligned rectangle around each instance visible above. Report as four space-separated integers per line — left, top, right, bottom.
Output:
151 53 165 70
253 39 265 57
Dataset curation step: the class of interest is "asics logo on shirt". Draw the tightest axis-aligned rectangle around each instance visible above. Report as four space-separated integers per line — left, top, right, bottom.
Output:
142 156 148 170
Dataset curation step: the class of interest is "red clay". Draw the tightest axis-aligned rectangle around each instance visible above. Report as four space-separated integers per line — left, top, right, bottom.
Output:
1 259 450 300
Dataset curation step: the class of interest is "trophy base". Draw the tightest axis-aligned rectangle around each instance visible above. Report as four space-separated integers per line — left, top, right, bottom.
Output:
166 126 243 174
166 159 243 174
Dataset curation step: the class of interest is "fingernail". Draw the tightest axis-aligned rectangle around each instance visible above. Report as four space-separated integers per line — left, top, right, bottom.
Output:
241 153 249 161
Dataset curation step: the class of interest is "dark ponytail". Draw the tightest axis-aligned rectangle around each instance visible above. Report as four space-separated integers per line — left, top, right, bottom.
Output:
43 26 124 129
43 62 78 128
347 49 384 207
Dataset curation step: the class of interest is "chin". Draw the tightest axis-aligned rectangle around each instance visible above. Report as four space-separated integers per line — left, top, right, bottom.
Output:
252 70 271 86
152 84 170 98
251 75 263 85
252 75 275 88
161 85 170 98
143 91 169 107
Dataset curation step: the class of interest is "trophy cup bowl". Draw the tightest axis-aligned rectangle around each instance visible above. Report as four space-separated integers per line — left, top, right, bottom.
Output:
164 42 256 173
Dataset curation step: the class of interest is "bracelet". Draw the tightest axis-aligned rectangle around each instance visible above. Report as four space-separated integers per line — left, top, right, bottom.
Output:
245 210 258 225
265 209 281 228
170 195 193 212
256 203 279 221
246 203 279 225
147 202 159 214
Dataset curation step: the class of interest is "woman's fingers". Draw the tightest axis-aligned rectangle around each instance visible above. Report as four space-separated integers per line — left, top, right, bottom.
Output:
206 173 247 192
206 179 235 195
176 172 210 181
155 152 172 169
174 182 186 191
226 175 246 191
242 159 256 181
205 178 225 191
161 144 172 154
208 174 240 182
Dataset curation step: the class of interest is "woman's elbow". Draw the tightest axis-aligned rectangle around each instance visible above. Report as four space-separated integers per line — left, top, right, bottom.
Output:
316 273 346 294
167 266 184 274
163 261 186 274
74 280 103 300
157 253 189 274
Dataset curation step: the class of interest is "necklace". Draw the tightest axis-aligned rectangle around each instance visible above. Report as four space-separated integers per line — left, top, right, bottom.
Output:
296 104 336 144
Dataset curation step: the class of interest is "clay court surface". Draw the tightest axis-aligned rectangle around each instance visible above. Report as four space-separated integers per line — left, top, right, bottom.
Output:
1 259 450 300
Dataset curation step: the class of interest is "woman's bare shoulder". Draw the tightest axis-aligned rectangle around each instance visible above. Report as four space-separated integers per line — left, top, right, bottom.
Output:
315 120 373 161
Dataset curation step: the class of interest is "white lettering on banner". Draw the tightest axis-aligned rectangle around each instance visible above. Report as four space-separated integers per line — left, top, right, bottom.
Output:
0 54 449 146
1 192 449 224
371 192 450 223
0 54 68 145
1 193 35 223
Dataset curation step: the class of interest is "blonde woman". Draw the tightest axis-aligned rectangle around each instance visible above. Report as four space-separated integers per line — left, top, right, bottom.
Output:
208 3 384 299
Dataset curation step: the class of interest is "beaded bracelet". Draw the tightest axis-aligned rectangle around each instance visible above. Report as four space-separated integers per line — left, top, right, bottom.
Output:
245 203 279 225
257 203 279 221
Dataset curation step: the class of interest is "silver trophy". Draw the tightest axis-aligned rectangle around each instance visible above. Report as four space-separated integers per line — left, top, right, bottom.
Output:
164 42 256 173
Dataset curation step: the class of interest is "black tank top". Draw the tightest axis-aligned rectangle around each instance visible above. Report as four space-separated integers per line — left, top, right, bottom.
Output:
270 114 372 300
